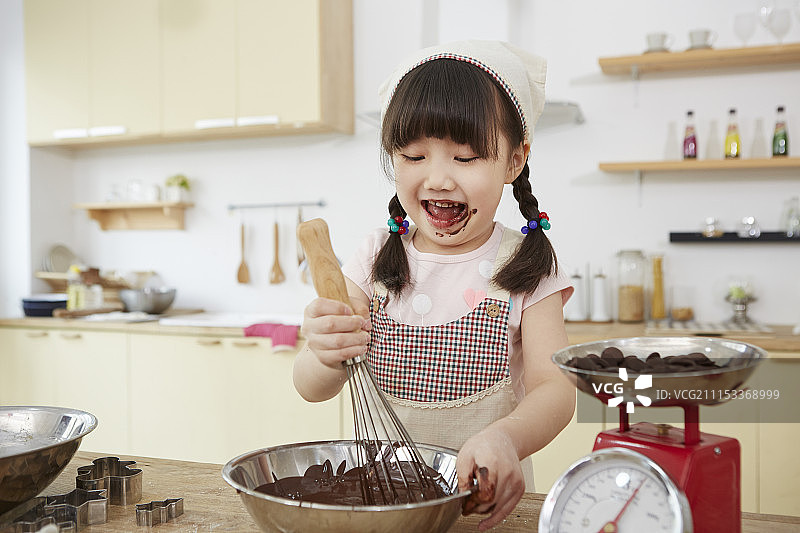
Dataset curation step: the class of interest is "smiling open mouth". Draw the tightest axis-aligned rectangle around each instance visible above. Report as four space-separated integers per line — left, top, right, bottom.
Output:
422 200 469 230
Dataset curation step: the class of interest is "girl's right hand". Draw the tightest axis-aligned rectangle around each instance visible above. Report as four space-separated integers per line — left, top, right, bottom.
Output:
301 297 371 370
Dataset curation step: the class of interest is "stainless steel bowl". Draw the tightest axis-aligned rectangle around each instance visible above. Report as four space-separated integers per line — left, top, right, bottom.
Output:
222 440 470 533
119 287 176 314
0 406 97 514
552 336 767 407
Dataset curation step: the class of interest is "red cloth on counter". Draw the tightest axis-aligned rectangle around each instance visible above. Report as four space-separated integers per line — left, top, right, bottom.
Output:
243 323 299 350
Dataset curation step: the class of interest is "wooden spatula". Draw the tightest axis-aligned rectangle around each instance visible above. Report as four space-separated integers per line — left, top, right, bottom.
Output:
237 223 250 284
269 221 286 284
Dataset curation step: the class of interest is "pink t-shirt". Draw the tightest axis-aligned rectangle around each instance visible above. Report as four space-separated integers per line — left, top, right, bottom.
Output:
342 222 573 399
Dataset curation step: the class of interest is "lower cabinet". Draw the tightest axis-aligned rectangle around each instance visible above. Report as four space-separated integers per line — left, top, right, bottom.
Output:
127 333 342 464
758 353 800 516
530 394 605 494
0 325 343 466
0 327 128 454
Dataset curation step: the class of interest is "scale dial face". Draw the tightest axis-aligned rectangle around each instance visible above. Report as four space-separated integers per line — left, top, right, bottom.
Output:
539 447 692 533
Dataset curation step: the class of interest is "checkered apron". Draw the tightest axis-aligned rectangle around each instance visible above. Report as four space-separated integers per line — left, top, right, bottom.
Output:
365 227 535 490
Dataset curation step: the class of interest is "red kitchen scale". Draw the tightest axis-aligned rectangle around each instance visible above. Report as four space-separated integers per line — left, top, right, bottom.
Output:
539 336 766 533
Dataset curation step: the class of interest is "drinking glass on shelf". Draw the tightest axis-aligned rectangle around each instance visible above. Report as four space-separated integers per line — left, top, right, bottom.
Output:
767 7 792 43
733 12 757 45
738 216 762 238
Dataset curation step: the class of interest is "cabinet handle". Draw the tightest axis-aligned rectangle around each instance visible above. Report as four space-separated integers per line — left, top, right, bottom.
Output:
236 115 279 127
89 125 127 137
196 339 222 346
25 331 49 338
52 128 88 139
59 332 83 340
231 340 259 348
194 118 235 130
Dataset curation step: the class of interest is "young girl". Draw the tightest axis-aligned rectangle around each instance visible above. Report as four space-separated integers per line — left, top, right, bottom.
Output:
294 40 575 530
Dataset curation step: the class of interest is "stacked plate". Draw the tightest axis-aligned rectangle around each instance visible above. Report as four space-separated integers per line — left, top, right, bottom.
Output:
41 244 81 273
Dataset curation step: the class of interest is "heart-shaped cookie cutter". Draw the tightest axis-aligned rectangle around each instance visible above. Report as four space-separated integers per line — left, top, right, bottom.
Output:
76 457 142 505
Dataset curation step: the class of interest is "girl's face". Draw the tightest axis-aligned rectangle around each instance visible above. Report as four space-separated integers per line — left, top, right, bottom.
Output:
393 135 526 255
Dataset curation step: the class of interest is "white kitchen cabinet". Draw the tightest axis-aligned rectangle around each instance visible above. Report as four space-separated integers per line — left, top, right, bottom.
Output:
758 353 800 517
127 333 343 464
236 0 320 127
24 0 90 144
160 0 352 139
0 326 129 454
24 0 160 146
24 0 353 147
530 396 605 494
159 0 236 135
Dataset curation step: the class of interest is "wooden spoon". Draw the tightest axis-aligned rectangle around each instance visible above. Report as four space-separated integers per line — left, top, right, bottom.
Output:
237 223 250 284
269 221 286 284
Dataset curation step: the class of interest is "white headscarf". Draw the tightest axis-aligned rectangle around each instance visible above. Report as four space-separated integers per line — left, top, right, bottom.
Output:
378 40 547 144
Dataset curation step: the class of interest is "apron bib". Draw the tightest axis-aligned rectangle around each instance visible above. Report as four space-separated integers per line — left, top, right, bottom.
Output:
365 227 535 491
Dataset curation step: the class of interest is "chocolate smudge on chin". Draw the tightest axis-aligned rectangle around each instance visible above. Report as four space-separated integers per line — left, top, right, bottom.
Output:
442 208 476 237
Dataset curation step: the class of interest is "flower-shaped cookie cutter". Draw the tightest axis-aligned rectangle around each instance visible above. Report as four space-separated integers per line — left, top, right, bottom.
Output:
135 498 184 527
43 488 108 530
76 456 142 505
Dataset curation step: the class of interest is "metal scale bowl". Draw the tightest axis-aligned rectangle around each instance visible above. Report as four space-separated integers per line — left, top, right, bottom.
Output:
543 337 766 533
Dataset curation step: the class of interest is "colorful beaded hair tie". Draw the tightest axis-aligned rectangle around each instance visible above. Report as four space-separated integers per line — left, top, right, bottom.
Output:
521 211 550 234
388 215 410 235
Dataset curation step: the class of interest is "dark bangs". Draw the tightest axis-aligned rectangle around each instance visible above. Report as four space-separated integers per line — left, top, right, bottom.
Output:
381 59 522 170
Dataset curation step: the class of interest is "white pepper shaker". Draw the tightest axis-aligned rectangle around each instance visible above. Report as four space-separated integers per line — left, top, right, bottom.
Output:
591 270 611 322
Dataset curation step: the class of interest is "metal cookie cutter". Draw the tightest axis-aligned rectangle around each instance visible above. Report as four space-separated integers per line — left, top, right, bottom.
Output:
43 489 107 530
76 457 142 505
135 498 184 527
0 498 76 533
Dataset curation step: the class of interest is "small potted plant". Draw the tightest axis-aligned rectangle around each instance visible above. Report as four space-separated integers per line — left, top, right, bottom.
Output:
165 174 190 203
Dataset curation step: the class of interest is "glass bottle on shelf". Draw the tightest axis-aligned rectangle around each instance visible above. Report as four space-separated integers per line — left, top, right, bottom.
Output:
66 265 85 311
650 255 666 321
683 110 697 159
772 105 788 157
783 196 800 238
617 250 645 323
724 108 741 159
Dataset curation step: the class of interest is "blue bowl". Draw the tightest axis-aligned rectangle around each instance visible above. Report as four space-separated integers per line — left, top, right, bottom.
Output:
22 295 68 317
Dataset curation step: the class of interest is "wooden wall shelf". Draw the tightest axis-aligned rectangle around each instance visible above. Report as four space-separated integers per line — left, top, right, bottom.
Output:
74 202 194 230
670 232 799 243
599 157 800 173
599 42 800 76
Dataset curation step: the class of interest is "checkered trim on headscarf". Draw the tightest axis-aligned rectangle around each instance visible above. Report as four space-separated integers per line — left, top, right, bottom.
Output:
390 52 527 140
366 295 511 403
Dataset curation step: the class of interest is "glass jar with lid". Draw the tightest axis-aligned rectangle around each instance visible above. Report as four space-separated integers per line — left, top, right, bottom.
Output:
617 250 645 323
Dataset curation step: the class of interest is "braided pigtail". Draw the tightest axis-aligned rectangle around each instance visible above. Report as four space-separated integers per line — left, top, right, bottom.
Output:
371 194 411 296
493 163 558 294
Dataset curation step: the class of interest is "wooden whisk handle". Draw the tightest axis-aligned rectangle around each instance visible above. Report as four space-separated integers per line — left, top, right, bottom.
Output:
297 218 352 311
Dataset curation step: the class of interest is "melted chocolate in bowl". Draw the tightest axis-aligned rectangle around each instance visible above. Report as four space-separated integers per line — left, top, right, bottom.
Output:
255 458 451 506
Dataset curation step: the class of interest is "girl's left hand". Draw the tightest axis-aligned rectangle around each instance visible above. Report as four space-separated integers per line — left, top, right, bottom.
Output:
456 427 525 531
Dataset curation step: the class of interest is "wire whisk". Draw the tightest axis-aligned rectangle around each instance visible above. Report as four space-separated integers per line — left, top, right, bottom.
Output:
344 354 445 504
298 218 447 506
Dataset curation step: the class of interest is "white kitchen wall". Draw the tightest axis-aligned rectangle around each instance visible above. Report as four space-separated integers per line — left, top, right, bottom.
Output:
0 0 31 317
2 0 799 324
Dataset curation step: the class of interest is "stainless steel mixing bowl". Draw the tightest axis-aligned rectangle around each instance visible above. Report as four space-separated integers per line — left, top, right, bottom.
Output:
119 287 176 313
0 406 97 514
552 336 767 407
222 440 470 533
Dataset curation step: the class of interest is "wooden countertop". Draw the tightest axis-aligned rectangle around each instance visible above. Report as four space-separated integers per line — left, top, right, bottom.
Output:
33 451 800 532
2 317 800 351
565 322 800 352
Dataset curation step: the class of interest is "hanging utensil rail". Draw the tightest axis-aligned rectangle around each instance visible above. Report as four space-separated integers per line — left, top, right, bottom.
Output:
227 200 326 212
